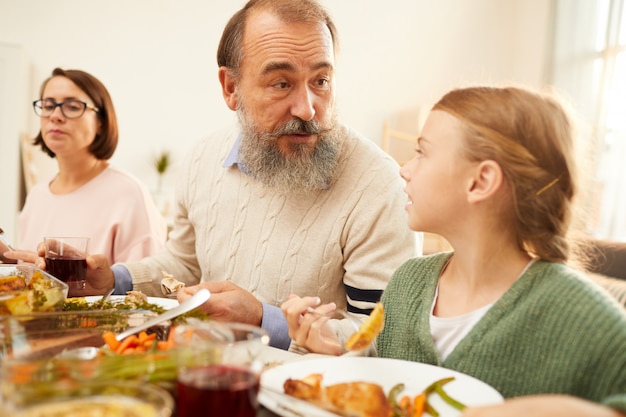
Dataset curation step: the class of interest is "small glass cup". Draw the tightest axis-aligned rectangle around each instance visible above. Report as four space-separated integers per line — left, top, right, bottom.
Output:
174 320 270 417
43 237 89 291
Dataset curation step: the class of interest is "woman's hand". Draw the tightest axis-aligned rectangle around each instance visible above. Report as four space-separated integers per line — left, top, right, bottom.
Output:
3 248 45 268
62 254 115 297
281 294 344 355
462 395 625 417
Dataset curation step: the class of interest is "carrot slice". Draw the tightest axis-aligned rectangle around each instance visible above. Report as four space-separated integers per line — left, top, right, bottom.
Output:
102 331 121 351
166 326 179 349
399 395 411 414
138 331 157 344
116 334 139 354
412 392 426 417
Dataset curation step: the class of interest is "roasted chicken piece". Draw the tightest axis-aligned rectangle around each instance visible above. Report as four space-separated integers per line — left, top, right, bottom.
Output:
283 373 323 400
124 290 149 308
284 373 392 417
325 381 392 417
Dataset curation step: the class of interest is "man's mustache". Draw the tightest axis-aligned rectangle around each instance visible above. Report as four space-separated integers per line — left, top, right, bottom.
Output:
271 118 327 137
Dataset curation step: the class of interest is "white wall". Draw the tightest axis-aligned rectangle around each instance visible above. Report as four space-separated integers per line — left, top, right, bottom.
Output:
0 0 553 243
0 43 27 241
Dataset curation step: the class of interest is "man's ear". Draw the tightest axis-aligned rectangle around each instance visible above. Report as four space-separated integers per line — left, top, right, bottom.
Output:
219 67 238 111
467 160 504 203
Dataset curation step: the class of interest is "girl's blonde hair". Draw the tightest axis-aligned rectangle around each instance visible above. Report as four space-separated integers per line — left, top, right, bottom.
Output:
434 86 584 263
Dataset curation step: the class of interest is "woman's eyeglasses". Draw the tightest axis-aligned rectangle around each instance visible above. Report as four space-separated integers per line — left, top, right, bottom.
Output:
32 99 99 119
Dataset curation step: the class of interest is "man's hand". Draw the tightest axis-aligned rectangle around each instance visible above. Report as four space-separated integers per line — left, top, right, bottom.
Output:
177 281 263 326
462 395 625 417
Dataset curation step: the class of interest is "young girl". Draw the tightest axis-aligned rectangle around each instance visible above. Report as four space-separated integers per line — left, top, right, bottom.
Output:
282 86 626 416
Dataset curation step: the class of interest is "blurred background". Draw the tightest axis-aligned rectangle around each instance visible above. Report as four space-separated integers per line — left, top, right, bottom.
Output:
0 0 624 245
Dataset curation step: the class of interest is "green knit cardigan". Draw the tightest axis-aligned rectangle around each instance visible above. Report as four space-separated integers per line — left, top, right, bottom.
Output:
378 253 626 411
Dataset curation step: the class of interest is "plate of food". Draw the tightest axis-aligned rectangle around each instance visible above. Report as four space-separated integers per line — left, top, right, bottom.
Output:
259 356 503 417
82 294 179 310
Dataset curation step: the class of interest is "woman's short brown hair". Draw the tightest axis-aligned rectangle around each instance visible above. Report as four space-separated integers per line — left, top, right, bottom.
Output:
33 67 118 159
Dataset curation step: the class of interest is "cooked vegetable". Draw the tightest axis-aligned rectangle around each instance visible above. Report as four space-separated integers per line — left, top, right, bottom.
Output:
412 393 426 417
389 383 406 415
0 275 26 292
101 331 121 352
344 302 384 351
101 330 171 356
434 383 466 411
0 270 66 315
63 294 206 325
388 376 466 417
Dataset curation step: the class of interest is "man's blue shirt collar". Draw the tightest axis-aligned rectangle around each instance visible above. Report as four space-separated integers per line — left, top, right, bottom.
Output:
223 135 241 168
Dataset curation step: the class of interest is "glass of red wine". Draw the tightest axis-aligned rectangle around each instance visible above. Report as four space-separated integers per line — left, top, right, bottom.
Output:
43 237 89 291
174 320 269 417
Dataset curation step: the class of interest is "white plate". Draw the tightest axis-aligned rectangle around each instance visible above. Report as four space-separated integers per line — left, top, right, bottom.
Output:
259 356 503 417
83 295 179 310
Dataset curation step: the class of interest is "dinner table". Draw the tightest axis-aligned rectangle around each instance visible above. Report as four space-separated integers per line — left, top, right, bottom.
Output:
1 289 504 417
0 317 318 417
2 326 504 417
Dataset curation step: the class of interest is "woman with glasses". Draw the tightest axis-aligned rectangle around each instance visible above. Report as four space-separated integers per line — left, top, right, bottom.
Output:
16 67 167 266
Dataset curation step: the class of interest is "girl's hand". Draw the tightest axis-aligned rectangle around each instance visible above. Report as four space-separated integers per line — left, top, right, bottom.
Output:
281 294 344 355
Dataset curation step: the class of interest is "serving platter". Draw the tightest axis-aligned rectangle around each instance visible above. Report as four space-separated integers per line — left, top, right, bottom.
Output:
1 294 178 361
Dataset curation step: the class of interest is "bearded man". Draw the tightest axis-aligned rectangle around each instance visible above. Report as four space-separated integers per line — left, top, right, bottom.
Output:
72 0 417 350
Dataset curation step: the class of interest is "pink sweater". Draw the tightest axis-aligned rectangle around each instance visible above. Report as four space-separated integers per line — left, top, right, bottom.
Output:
19 165 167 264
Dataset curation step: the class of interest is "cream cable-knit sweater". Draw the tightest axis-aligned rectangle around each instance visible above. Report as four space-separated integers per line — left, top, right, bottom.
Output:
378 253 626 412
123 124 416 318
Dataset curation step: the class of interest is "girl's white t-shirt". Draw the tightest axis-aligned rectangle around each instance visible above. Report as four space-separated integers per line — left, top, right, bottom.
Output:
430 258 537 361
430 293 493 361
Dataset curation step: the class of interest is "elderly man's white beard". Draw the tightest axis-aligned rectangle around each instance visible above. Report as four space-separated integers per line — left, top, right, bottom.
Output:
237 107 341 194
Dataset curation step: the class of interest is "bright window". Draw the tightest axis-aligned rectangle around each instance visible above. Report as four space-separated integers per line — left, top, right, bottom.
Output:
552 0 626 240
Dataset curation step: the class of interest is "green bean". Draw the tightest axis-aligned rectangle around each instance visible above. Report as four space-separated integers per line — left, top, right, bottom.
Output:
423 376 455 394
424 400 439 417
416 376 462 416
434 384 467 410
388 383 407 417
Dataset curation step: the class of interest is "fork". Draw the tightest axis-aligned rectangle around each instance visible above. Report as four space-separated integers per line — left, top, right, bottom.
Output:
279 301 373 355
304 306 360 333
304 307 377 356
